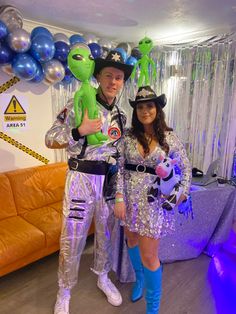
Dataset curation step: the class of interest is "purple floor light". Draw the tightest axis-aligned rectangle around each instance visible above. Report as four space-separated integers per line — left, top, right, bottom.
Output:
208 230 236 314
231 149 236 185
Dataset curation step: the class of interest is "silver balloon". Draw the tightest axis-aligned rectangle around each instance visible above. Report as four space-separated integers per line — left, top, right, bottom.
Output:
1 63 14 76
70 42 90 51
101 47 109 59
53 33 70 45
8 28 31 52
110 41 117 49
43 77 54 86
98 38 112 49
43 59 65 84
84 33 98 44
116 42 131 55
0 5 23 32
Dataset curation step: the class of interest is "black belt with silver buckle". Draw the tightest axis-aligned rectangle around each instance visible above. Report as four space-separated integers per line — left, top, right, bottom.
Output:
125 163 156 175
68 158 109 175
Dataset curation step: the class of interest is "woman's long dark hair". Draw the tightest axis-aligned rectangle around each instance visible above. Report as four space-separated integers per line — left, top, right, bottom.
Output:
131 102 173 156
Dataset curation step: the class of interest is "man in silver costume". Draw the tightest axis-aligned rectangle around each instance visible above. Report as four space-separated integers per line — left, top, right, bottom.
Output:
45 49 133 314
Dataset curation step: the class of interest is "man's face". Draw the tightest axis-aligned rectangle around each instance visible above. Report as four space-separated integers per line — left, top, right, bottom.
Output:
97 67 124 103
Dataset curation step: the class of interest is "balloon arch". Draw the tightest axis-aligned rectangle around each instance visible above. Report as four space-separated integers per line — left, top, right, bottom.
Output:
0 5 139 87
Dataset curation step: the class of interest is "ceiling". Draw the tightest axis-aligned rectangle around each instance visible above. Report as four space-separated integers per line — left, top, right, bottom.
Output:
1 0 236 45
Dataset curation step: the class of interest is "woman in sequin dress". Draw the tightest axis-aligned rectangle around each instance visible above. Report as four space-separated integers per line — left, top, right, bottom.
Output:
114 86 192 314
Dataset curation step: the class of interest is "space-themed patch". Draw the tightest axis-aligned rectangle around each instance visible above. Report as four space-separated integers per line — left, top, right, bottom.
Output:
108 126 121 140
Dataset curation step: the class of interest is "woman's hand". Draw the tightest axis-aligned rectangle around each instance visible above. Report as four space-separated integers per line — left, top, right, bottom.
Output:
114 201 126 220
114 193 126 220
176 193 187 206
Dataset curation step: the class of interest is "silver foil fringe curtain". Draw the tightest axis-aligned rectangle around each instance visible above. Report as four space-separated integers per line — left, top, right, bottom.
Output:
153 40 236 179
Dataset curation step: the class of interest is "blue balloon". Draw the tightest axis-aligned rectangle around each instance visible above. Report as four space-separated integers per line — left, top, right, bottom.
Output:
0 21 8 40
54 41 70 62
126 56 138 66
88 42 102 59
62 73 73 85
69 34 86 45
12 53 38 80
115 47 127 62
131 47 142 60
0 42 15 64
29 63 44 83
31 27 53 40
61 62 73 84
30 34 55 62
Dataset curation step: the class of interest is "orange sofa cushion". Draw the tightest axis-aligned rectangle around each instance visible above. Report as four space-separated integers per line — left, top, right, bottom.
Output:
0 216 45 268
50 201 63 213
0 162 95 276
22 205 62 247
6 162 67 216
0 173 17 220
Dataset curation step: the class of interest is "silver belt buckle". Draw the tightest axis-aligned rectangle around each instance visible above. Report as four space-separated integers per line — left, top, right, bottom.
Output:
70 160 79 171
136 164 146 173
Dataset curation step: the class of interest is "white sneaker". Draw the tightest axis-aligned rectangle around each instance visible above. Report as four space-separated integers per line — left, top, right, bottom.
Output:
97 276 122 306
54 288 71 314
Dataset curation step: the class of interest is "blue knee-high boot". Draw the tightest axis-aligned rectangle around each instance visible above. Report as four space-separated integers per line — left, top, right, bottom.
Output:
143 265 162 314
127 246 144 302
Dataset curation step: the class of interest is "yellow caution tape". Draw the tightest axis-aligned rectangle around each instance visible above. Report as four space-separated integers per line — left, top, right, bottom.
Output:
0 76 20 94
0 131 49 164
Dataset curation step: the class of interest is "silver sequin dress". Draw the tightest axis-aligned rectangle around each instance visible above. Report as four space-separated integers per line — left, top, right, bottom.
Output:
116 130 192 239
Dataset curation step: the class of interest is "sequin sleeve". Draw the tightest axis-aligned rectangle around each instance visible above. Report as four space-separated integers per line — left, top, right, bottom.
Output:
167 131 192 196
45 99 85 150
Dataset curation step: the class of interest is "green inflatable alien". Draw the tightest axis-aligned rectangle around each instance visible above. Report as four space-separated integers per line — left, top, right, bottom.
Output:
131 36 156 87
68 44 108 145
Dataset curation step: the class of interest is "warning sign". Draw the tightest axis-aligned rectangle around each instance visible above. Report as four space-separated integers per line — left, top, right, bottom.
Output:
4 96 26 114
1 94 28 131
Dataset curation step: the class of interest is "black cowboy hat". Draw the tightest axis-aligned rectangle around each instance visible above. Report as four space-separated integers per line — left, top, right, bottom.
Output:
94 50 134 81
129 85 167 108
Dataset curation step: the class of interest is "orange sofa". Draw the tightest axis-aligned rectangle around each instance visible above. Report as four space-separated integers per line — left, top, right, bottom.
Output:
0 162 94 277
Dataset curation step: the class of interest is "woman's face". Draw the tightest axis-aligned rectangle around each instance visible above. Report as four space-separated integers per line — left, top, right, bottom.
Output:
136 101 157 126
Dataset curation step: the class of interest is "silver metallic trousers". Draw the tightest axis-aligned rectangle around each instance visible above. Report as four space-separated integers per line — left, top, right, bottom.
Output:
58 170 114 289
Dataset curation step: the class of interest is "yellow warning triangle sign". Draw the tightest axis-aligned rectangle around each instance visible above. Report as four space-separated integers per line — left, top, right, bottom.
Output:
4 96 26 114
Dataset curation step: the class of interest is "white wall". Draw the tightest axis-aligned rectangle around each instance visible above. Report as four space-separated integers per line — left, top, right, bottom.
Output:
0 70 56 172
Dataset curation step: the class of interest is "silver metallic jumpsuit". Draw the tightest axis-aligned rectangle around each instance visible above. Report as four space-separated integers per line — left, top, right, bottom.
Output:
45 96 126 289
